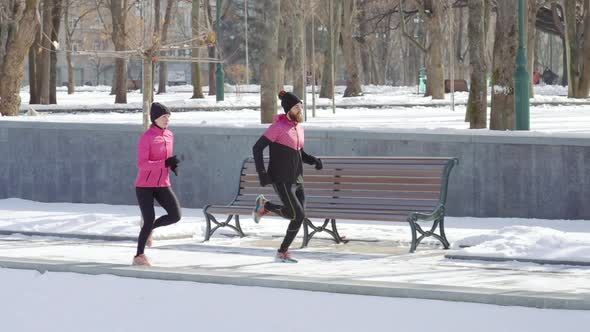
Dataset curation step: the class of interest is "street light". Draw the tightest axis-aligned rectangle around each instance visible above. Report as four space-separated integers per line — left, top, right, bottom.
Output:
216 0 225 101
514 0 530 130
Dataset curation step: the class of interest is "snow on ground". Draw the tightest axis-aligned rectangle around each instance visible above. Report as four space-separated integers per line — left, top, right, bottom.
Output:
2 198 590 264
5 85 590 134
3 267 589 332
1 198 590 331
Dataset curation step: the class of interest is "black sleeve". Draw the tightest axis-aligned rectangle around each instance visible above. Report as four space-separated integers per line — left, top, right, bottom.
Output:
253 136 271 173
300 148 317 165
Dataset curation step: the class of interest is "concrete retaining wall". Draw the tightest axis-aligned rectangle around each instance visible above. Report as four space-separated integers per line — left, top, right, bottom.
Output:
1 121 590 219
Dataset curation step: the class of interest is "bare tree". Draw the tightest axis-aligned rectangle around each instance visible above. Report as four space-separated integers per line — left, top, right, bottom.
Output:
320 0 342 99
490 0 517 130
356 1 373 84
0 0 41 116
49 0 63 104
466 0 487 129
205 0 215 95
292 0 305 99
36 0 52 104
400 0 448 99
157 0 175 94
564 0 590 98
257 0 280 123
277 0 291 91
90 56 111 84
28 23 40 103
340 0 362 97
110 0 128 103
191 0 204 98
64 0 95 94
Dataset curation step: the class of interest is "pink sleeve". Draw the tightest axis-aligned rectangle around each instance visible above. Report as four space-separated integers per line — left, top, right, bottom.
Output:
137 135 165 170
263 123 280 142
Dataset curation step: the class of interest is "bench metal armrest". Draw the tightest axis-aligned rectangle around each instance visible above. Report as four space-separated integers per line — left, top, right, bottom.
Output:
407 204 445 223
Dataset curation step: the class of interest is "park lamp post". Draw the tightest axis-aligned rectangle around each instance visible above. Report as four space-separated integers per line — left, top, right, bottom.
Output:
216 0 225 101
514 0 530 130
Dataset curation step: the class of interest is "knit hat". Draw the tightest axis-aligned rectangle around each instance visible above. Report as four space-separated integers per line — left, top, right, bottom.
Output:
278 90 302 113
150 102 171 124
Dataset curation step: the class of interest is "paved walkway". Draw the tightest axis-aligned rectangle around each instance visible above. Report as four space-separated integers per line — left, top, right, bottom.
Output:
0 234 588 310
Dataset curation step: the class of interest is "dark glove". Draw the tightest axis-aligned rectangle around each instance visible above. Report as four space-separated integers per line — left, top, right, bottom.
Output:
170 164 179 176
314 158 323 170
258 170 272 187
165 155 180 168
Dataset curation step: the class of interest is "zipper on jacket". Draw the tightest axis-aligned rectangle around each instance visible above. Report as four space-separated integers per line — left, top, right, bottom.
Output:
160 130 167 186
145 171 152 182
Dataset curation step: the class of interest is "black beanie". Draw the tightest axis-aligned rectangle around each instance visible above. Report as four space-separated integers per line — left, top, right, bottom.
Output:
279 90 301 113
150 102 171 124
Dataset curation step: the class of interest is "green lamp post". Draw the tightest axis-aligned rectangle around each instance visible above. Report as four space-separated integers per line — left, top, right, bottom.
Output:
215 0 225 101
514 0 529 130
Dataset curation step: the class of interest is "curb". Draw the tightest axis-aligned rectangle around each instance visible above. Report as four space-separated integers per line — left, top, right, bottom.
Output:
1 256 588 310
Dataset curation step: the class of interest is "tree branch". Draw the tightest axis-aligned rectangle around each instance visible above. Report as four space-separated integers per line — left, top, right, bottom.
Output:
399 0 427 53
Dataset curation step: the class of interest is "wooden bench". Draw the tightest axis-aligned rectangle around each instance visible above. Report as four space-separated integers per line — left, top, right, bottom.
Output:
203 156 459 252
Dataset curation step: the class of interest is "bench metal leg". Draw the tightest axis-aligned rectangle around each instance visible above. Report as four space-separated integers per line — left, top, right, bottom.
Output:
203 206 246 241
407 205 450 253
301 218 349 248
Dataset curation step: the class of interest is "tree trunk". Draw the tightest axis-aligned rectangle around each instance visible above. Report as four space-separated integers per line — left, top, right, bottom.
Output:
526 0 537 98
191 0 204 98
357 4 371 84
257 0 280 123
277 5 290 92
466 0 487 129
0 0 41 116
158 0 175 94
423 1 445 99
28 37 39 104
143 55 154 129
578 0 590 96
340 0 362 97
37 0 52 105
64 0 74 94
564 0 590 98
561 35 568 87
206 0 215 95
49 0 62 104
320 0 342 99
208 47 215 95
490 0 517 130
292 0 304 99
111 0 127 104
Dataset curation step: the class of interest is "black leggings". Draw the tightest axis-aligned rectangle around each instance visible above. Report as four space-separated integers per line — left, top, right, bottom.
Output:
264 183 305 253
135 187 181 256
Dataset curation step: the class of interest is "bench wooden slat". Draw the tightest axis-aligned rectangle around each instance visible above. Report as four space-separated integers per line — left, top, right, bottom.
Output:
241 175 442 185
206 205 426 220
241 181 443 192
238 187 441 200
244 163 448 171
235 195 438 206
244 157 453 165
243 167 444 178
231 198 435 210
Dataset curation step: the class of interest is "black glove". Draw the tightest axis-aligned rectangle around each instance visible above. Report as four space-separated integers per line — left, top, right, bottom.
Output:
170 164 179 176
165 155 180 168
314 158 323 170
258 170 272 187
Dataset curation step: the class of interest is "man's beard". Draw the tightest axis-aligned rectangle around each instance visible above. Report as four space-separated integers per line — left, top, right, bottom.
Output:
289 111 304 123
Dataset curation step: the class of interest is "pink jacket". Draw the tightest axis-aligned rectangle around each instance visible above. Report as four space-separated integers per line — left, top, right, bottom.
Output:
263 114 304 150
135 125 174 187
